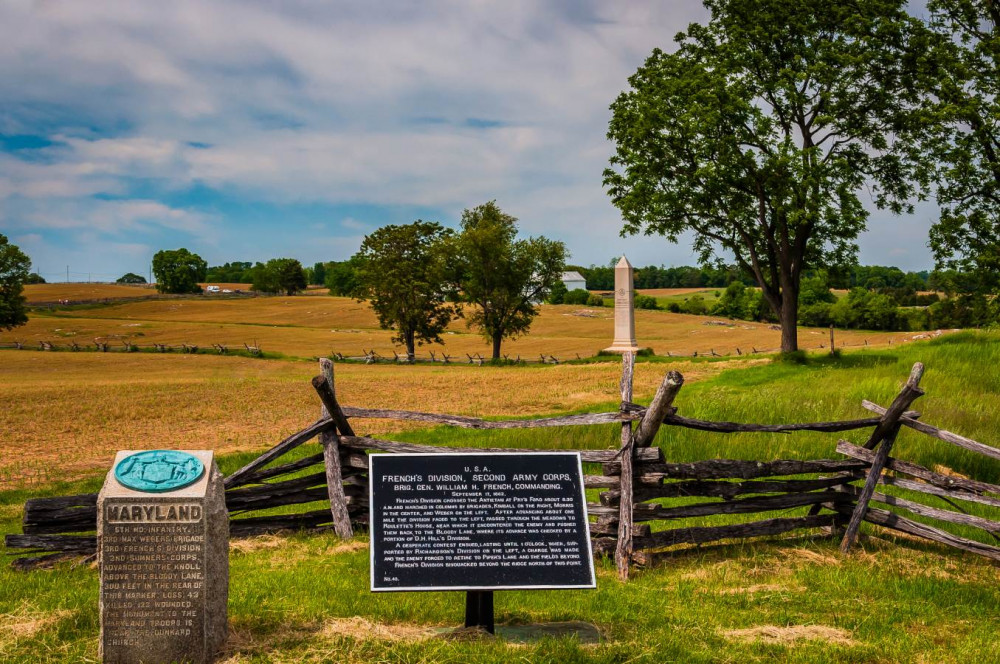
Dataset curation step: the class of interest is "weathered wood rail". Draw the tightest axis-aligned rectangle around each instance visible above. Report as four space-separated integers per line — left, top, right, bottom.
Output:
6 359 1000 575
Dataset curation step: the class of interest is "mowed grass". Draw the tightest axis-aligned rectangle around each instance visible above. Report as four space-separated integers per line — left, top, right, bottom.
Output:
2 333 1000 662
10 289 911 360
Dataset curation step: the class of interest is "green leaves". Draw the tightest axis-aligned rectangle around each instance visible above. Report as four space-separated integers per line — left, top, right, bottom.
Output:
251 258 307 295
925 0 1000 286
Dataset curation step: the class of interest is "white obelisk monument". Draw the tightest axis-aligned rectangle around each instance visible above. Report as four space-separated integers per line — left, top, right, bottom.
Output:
604 255 639 353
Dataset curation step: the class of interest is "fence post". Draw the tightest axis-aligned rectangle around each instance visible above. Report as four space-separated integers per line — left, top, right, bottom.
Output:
840 362 924 553
316 358 354 539
633 371 684 448
615 352 636 581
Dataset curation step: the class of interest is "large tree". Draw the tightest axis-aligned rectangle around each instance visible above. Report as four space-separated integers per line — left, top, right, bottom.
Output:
451 201 566 359
354 221 456 360
0 233 31 331
152 248 207 294
925 0 1000 288
604 0 933 352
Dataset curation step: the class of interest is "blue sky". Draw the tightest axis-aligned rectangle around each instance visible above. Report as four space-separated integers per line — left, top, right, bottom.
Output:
0 0 938 281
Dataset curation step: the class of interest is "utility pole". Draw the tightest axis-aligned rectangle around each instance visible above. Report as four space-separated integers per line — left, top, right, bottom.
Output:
66 265 69 283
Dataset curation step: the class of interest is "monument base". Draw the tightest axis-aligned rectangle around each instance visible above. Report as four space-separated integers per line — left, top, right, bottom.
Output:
603 344 640 354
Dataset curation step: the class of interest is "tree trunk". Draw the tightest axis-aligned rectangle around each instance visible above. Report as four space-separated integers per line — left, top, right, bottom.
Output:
491 334 502 360
779 291 798 353
405 332 415 362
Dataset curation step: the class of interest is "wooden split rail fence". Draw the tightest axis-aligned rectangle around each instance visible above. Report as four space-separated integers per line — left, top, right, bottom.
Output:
6 359 1000 576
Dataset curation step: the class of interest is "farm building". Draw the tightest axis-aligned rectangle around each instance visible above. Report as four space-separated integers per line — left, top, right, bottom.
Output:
561 271 587 291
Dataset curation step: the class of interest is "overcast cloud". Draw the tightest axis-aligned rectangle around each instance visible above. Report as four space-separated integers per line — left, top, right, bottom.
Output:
0 0 936 280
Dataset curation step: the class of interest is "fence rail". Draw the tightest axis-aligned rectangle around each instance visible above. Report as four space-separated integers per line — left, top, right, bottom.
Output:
6 359 1000 576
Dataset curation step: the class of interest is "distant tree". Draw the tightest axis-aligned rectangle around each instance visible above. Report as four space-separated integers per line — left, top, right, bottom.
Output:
311 262 327 286
274 259 307 295
151 248 207 294
604 0 933 352
116 272 147 285
25 272 46 284
248 262 276 293
355 221 456 360
251 258 307 295
326 258 362 296
450 201 566 359
0 234 31 331
206 261 253 283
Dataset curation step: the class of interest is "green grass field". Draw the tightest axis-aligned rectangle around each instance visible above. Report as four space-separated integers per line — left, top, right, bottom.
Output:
2 333 1000 662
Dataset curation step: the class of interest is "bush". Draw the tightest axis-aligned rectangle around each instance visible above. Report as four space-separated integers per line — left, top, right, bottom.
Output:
635 294 660 310
25 273 46 284
563 288 590 305
798 301 833 327
666 302 682 313
680 294 706 314
586 293 604 307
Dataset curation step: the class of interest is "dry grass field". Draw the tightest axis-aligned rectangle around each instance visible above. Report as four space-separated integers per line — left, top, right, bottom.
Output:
10 285 915 360
0 351 745 488
22 283 156 303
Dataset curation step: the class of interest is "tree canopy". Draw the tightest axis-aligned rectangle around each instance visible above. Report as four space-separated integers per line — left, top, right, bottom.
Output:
152 248 207 294
354 221 456 360
116 272 147 284
925 0 1000 288
450 201 566 359
0 233 31 331
604 0 933 351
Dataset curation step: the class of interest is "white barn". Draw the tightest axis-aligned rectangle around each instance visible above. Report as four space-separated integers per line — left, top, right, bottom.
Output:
561 271 587 292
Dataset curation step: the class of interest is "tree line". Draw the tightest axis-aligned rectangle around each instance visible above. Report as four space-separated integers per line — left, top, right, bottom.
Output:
571 262 941 293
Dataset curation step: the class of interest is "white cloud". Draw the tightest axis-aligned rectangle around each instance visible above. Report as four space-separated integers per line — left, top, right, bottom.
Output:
0 1 936 271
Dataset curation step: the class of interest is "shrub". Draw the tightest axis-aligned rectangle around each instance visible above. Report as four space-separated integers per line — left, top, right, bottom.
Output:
680 294 706 314
547 280 568 304
635 294 660 310
563 288 590 305
586 293 604 307
798 301 832 327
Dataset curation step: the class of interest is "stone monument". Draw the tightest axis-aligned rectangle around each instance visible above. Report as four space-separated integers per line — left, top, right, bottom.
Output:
603 255 639 353
98 450 228 664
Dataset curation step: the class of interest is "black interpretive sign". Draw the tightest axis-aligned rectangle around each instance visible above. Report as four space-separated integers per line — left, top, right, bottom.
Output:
369 452 596 591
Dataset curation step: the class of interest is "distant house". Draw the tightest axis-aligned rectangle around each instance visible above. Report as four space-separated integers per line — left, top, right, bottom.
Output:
561 271 587 292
